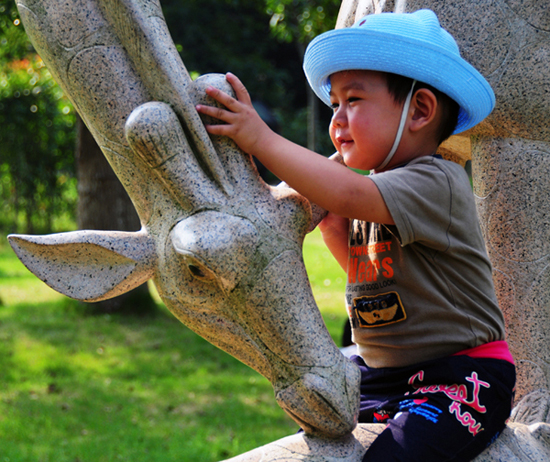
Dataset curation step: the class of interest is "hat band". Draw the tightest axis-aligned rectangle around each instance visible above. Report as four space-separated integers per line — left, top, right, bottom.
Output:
375 79 416 171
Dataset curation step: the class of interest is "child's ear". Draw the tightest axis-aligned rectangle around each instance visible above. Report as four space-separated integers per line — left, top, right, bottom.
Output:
409 88 438 132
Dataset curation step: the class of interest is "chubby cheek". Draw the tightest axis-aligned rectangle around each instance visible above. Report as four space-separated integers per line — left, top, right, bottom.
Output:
328 124 339 151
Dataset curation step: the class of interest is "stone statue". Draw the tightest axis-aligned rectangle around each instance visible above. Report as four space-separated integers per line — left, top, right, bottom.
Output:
8 0 550 460
9 0 359 440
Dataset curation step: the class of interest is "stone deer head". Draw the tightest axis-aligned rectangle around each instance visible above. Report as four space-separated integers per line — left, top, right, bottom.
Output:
8 0 360 439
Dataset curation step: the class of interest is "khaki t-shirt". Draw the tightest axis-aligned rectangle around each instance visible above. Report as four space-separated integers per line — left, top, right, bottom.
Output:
347 156 505 368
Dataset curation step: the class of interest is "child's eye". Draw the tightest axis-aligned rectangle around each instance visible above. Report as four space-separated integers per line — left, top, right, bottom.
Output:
348 97 360 104
330 102 339 110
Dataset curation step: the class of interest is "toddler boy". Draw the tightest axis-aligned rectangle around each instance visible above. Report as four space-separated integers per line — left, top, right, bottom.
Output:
197 9 515 462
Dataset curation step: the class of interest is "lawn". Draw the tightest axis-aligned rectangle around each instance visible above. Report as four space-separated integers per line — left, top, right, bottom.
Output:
0 229 347 462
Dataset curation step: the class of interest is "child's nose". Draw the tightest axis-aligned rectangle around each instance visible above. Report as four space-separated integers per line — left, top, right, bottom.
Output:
331 107 347 127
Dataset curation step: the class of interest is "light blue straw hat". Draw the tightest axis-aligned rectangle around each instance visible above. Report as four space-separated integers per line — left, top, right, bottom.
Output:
303 9 495 134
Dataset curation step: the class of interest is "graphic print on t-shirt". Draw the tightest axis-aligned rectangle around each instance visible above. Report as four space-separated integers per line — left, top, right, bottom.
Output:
348 220 407 328
353 291 406 328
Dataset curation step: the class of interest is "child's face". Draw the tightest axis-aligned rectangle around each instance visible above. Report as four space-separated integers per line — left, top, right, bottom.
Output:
328 70 403 171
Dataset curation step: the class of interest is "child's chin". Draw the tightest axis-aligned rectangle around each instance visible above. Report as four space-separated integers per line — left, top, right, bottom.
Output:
342 156 366 171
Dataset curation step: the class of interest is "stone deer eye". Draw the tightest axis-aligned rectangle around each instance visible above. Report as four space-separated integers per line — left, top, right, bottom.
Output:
188 264 205 278
171 212 259 292
181 255 216 283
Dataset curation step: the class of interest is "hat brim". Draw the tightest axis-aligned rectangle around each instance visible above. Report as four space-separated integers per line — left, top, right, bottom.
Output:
303 28 495 134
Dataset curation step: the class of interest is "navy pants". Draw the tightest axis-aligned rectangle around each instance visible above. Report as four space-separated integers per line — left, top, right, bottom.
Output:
352 354 516 462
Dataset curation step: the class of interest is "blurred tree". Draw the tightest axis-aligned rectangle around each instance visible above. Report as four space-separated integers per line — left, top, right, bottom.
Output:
163 0 304 111
0 0 76 234
266 0 340 45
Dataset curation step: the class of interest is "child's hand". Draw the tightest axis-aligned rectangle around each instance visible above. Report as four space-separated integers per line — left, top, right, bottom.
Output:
196 72 273 156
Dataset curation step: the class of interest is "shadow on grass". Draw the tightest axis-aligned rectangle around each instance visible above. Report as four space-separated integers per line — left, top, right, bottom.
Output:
0 298 296 462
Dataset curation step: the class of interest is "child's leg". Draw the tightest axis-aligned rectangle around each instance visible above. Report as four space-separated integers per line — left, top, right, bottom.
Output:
352 355 515 462
362 392 511 461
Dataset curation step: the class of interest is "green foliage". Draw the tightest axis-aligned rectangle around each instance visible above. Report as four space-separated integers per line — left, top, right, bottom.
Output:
0 1 30 64
0 0 77 234
0 229 347 460
163 0 305 111
266 0 341 45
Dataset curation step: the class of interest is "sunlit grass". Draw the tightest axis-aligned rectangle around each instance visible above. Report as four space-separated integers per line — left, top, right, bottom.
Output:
0 229 347 461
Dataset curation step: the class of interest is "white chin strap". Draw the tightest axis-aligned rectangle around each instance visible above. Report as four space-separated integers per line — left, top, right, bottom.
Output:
374 80 417 171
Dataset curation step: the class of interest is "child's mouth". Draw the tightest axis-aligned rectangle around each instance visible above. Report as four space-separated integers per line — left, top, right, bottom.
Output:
336 134 353 145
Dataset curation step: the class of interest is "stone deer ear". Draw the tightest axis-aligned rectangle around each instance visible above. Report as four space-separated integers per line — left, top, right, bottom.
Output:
7 230 156 302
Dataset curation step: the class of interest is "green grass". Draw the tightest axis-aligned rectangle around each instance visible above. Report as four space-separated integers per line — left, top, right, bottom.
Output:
302 229 348 344
0 230 347 461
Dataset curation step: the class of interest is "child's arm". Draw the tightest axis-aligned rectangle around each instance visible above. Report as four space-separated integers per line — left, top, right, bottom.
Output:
196 73 394 225
318 212 349 272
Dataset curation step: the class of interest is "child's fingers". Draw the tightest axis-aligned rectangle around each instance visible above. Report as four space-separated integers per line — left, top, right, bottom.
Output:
203 122 231 136
204 85 238 110
225 72 252 105
196 103 231 123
